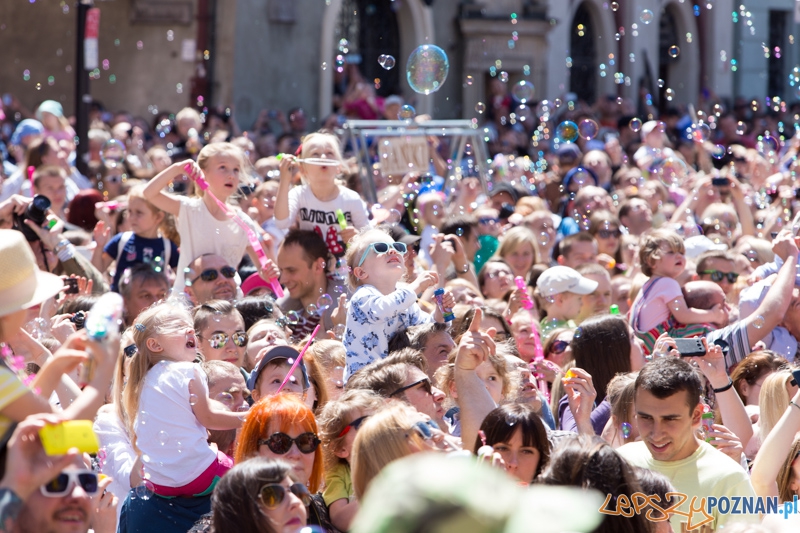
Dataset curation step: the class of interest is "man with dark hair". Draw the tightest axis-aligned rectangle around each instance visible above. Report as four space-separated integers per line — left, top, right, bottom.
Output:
556 231 598 269
184 253 238 306
119 263 169 324
618 197 653 236
277 229 344 336
618 357 758 531
389 322 455 377
695 250 739 298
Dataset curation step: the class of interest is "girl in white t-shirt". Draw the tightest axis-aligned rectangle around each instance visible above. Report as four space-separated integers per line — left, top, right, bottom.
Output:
630 229 727 354
274 132 369 256
143 142 279 291
119 302 243 497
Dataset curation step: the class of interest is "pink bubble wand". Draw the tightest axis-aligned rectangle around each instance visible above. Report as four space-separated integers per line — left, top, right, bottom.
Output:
514 276 533 310
183 163 283 298
276 324 321 394
530 322 550 402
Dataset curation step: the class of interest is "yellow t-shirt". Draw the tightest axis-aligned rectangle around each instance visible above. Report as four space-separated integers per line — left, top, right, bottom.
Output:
617 440 760 531
322 462 352 507
0 365 32 437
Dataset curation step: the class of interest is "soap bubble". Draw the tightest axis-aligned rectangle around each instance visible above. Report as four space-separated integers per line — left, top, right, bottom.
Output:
690 123 711 142
664 88 676 101
475 102 486 114
157 430 169 446
710 144 726 159
215 392 235 410
100 139 126 168
317 294 334 311
573 327 582 339
610 2 619 11
134 480 154 500
753 315 765 329
386 208 402 226
556 121 579 143
378 54 396 70
237 404 250 421
465 75 474 85
640 9 654 24
569 167 594 187
406 44 449 95
758 135 780 155
669 45 680 58
155 119 172 138
629 118 643 132
578 118 599 140
306 303 318 316
538 232 550 247
621 422 632 438
499 71 509 83
397 105 416 120
189 394 198 405
511 80 535 103
655 157 688 187
286 310 300 325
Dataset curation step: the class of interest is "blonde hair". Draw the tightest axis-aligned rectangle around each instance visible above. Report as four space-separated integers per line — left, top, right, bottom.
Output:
120 303 194 452
759 370 794 442
299 132 344 162
638 229 685 277
495 226 538 273
316 389 382 470
344 227 394 289
351 402 428 499
304 339 345 375
195 142 247 199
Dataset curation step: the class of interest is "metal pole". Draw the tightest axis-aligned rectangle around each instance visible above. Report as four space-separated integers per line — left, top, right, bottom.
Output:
75 0 92 176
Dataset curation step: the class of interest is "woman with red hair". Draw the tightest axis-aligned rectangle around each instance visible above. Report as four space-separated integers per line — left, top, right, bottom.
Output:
235 393 333 530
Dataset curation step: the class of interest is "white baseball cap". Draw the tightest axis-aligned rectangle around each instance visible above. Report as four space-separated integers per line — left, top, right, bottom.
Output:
684 235 726 260
536 266 598 297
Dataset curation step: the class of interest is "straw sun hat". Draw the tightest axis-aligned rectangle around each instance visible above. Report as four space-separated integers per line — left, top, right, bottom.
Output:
0 229 64 317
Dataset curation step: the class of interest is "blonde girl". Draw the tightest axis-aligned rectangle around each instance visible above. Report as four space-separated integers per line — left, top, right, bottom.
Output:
118 302 242 497
143 142 278 291
274 132 369 256
495 226 538 279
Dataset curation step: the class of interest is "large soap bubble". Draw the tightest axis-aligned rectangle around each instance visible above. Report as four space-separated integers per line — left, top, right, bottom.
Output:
406 45 449 95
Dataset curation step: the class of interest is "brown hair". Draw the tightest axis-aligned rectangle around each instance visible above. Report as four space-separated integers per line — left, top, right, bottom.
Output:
730 350 788 404
316 389 382 470
638 228 685 277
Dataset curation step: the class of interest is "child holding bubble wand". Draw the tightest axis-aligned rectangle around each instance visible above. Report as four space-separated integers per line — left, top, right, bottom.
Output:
142 142 280 295
274 132 369 257
119 302 243 497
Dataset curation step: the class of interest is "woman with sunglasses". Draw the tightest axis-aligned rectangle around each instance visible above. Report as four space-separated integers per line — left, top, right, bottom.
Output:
209 458 309 533
193 300 248 368
542 328 574 369
588 212 623 274
342 229 453 382
235 394 333 531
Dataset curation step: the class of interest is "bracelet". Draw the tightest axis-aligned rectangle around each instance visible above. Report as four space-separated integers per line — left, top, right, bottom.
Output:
712 379 734 394
790 400 800 412
456 264 470 274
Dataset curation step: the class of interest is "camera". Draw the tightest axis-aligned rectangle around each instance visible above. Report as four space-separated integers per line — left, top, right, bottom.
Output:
13 194 51 242
70 311 86 330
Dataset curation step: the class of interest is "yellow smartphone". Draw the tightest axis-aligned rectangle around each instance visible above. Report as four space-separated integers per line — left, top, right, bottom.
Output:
39 420 100 456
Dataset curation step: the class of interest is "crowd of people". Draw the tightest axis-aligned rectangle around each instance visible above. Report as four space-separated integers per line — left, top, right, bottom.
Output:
2 83 800 533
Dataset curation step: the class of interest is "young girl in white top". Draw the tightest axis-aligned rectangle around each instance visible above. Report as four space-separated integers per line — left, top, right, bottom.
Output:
143 142 279 292
342 228 454 380
274 132 369 256
630 229 727 354
119 302 242 497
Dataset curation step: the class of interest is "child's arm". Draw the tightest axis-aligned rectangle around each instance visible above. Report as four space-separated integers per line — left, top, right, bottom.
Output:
91 221 113 273
669 295 725 325
188 370 244 431
273 156 296 225
329 499 359 532
142 161 192 216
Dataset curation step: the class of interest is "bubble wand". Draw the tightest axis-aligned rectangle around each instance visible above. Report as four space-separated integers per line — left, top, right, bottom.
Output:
276 324 321 394
530 322 550 402
514 276 533 310
183 163 283 298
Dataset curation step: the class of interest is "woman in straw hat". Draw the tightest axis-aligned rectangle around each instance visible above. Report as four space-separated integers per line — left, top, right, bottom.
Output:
0 228 119 472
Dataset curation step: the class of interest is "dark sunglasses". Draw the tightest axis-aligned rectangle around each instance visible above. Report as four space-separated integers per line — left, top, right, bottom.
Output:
202 331 248 349
551 339 571 354
390 377 432 398
597 228 621 239
701 270 739 283
479 216 499 225
258 482 311 509
124 343 138 358
258 432 320 455
192 266 237 283
337 415 370 438
40 470 99 497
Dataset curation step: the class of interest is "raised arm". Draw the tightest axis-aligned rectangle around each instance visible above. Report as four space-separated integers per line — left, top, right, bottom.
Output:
751 389 800 498
142 160 192 216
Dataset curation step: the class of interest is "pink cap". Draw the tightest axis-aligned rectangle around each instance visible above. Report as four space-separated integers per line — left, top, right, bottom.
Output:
241 272 271 296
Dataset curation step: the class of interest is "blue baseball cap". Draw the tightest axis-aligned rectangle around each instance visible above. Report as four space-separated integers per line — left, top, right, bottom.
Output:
247 345 310 391
10 119 44 147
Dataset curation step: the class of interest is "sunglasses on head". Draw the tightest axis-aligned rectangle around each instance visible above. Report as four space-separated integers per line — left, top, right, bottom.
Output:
258 482 311 509
390 377 432 398
258 432 320 455
701 270 739 283
551 339 571 354
40 470 99 497
597 228 621 239
192 266 237 283
202 331 248 349
337 415 370 438
357 242 407 267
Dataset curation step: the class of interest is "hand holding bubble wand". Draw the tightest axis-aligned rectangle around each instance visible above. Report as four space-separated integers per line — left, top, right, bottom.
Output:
529 323 550 402
277 153 343 167
183 163 283 298
514 276 534 310
276 324 321 394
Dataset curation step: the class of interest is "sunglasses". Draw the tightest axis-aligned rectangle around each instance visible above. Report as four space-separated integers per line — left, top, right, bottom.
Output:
40 470 99 497
258 432 320 455
390 377 432 398
124 343 138 358
337 415 370 438
551 339 571 354
258 482 311 509
597 229 621 239
357 242 407 267
479 217 499 225
192 266 237 283
202 331 248 349
410 420 439 440
701 270 739 283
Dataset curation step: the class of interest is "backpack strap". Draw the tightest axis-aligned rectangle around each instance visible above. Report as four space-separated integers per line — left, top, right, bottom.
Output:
161 235 171 267
115 231 134 265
